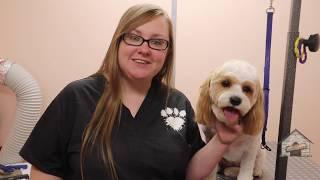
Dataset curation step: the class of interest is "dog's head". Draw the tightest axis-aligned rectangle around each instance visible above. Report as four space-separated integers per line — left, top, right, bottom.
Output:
196 60 264 136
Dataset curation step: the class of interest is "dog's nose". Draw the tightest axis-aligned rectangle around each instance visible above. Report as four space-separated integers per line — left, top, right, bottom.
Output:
230 96 242 106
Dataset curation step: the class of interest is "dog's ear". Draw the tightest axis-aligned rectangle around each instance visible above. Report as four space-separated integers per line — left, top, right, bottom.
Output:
196 76 215 126
243 81 264 135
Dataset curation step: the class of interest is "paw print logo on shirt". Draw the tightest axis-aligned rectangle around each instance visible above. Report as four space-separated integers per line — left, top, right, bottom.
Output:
161 107 186 131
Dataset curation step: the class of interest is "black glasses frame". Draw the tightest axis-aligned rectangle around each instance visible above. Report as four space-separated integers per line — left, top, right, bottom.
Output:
122 33 169 51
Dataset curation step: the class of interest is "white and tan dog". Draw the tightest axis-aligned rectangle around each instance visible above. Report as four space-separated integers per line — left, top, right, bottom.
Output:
196 60 265 180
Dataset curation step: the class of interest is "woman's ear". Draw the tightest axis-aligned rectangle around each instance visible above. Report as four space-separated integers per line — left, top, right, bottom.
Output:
243 82 264 135
196 77 215 126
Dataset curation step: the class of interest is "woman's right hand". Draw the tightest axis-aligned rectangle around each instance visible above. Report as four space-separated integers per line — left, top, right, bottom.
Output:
214 120 243 145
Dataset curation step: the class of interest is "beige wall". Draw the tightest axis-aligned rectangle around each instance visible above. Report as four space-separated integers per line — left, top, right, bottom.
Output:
175 0 320 162
1 0 319 163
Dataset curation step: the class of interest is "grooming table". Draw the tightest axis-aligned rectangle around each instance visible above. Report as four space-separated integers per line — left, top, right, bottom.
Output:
217 142 320 180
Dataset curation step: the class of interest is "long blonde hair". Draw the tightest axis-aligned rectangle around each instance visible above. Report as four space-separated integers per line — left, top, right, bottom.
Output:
80 4 175 180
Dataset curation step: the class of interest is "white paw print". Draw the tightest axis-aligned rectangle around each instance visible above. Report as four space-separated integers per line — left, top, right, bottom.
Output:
161 107 186 131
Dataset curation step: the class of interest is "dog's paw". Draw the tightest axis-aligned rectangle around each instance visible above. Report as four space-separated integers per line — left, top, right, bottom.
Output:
223 167 239 177
238 176 254 180
253 166 263 177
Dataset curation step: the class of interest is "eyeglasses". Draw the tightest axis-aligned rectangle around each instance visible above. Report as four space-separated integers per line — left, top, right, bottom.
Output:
122 33 169 51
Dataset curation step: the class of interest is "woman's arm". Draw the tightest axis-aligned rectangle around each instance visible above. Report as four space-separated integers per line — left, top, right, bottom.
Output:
186 121 243 180
30 166 62 180
186 136 228 180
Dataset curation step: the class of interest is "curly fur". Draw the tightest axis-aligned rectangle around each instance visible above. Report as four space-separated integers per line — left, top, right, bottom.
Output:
196 60 265 180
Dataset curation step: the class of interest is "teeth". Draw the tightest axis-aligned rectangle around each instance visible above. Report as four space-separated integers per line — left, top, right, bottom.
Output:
133 59 148 64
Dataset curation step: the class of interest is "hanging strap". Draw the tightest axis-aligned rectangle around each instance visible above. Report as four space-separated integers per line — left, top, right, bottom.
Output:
261 6 274 151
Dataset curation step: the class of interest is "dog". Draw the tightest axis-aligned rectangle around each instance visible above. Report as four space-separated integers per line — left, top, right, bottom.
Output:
196 60 265 180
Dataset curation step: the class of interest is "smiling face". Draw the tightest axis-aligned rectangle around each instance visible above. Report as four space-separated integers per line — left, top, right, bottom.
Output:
118 16 169 83
209 61 260 126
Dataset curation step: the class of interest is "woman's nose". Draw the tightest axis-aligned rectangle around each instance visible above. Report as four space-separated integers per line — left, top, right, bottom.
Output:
137 41 151 54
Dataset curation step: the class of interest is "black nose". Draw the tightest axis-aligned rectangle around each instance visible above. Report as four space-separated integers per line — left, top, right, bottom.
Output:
230 96 242 106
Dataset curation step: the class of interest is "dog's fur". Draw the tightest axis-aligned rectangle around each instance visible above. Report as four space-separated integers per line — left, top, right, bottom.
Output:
196 60 265 180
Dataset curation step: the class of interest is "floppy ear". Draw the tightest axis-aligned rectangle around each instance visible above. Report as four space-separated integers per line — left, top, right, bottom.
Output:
243 81 264 135
196 76 216 126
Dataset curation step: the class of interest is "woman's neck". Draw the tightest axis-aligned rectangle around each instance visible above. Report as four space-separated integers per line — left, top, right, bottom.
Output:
121 77 151 96
120 77 152 117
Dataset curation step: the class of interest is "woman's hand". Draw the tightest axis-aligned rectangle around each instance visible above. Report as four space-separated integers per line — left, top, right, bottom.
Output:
214 120 243 145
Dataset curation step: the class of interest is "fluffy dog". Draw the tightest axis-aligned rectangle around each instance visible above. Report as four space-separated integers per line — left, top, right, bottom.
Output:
196 60 265 180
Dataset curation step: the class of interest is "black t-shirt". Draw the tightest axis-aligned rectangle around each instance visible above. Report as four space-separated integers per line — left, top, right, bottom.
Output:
20 75 205 180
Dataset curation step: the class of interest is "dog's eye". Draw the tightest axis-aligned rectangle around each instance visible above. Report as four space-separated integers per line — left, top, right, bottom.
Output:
221 80 231 87
243 86 252 93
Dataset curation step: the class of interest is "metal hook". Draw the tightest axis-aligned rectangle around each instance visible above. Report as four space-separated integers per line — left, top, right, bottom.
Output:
266 0 275 13
269 0 274 7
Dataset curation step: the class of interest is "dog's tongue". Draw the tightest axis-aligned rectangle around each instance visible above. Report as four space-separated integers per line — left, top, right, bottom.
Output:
223 108 240 123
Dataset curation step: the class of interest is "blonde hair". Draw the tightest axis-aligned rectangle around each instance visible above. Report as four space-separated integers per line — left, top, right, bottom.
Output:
80 4 174 180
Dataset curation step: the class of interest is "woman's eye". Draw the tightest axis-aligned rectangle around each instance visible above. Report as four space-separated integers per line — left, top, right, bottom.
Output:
130 35 140 41
150 40 163 45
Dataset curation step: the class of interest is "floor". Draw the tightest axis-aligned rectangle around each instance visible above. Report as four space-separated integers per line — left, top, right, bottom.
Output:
217 142 320 180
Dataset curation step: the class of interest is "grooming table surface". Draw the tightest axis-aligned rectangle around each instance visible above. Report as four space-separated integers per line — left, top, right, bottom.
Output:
217 142 320 180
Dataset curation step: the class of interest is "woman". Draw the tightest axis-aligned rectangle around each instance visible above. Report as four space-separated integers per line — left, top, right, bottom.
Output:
20 4 242 180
